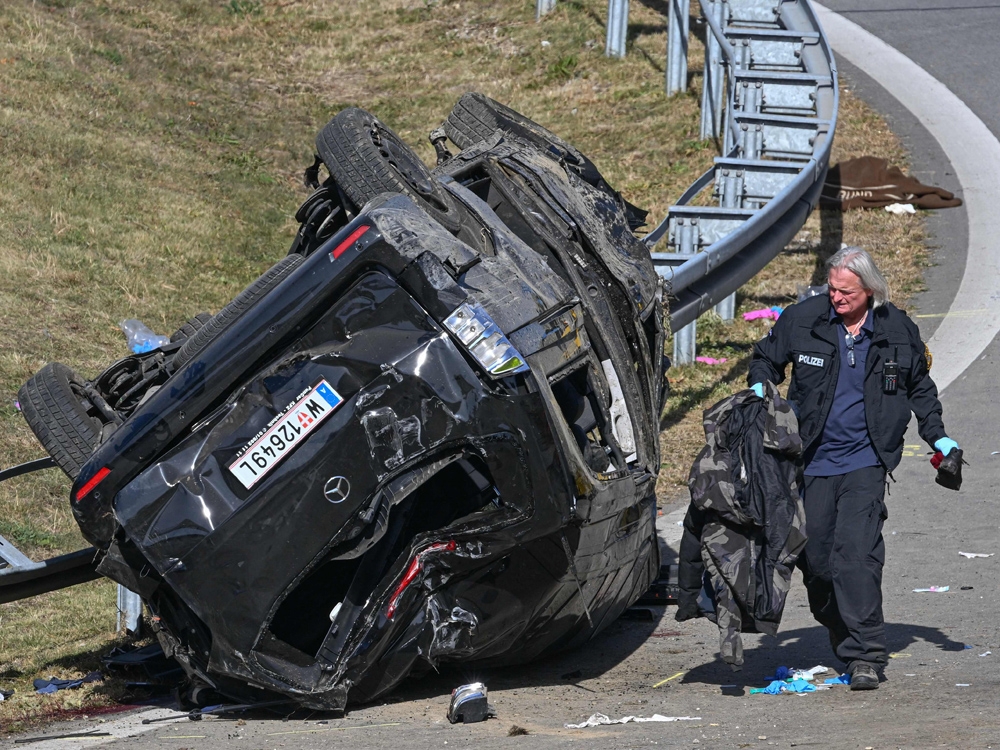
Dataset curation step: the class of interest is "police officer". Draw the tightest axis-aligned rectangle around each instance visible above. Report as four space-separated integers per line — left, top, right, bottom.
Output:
748 246 959 691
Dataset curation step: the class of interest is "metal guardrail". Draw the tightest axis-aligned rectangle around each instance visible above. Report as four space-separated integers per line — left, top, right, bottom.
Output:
646 0 838 362
537 0 838 365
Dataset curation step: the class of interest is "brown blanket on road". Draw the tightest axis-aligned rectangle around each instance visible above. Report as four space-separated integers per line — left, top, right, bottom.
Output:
820 156 963 210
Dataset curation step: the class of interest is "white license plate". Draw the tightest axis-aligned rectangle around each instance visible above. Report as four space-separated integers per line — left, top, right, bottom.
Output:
228 379 344 489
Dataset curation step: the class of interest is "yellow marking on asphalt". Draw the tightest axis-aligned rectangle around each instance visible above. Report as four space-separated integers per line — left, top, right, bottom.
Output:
913 309 990 319
266 722 401 736
653 671 686 688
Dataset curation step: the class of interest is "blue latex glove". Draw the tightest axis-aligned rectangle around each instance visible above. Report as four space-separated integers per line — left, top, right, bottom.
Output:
750 382 764 399
934 437 959 456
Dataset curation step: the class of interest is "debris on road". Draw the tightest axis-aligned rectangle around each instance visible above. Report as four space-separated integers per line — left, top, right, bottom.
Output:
958 551 994 558
750 678 825 694
447 683 495 724
912 586 950 592
565 713 701 728
652 671 685 687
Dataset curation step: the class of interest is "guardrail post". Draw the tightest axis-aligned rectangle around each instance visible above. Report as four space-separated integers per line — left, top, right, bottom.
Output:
666 0 690 95
714 293 736 321
699 0 726 140
606 0 629 58
536 0 556 19
673 317 697 364
117 584 142 635
671 217 698 365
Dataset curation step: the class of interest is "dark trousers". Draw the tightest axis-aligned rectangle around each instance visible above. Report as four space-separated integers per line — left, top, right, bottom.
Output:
798 466 888 667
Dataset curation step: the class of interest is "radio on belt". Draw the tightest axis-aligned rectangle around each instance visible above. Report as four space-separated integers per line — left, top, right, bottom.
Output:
883 346 899 394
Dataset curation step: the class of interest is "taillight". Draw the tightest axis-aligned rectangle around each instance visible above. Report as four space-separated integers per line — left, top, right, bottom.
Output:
74 466 111 503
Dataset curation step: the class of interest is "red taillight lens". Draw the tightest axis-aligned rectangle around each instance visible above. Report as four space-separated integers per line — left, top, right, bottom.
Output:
75 466 111 503
385 540 457 618
331 225 370 260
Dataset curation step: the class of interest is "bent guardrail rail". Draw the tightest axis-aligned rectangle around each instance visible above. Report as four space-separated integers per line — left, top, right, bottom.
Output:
644 0 837 363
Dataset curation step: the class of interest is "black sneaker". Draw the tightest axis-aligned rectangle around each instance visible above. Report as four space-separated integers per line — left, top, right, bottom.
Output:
848 661 879 691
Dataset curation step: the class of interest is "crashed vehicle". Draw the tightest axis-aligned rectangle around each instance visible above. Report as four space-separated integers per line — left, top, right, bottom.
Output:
12 94 668 710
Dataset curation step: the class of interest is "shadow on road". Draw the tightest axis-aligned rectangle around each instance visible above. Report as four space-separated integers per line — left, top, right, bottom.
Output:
679 619 968 692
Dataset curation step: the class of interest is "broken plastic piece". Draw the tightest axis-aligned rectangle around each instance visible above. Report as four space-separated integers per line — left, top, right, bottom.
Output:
120 319 170 354
742 308 780 322
912 586 949 593
958 551 993 558
447 682 495 724
695 356 727 365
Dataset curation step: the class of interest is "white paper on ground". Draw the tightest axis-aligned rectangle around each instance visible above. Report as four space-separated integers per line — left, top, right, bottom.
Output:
565 713 701 728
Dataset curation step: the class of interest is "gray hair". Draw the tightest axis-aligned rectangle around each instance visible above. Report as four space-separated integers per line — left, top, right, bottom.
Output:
826 245 890 308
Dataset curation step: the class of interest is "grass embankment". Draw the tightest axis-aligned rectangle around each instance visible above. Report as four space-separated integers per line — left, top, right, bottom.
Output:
0 0 925 730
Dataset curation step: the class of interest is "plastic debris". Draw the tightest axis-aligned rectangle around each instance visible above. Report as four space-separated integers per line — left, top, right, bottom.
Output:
750 678 822 694
767 665 829 682
956 683 971 687
824 673 851 685
120 319 170 354
884 203 917 215
979 651 992 657
743 306 784 322
695 356 727 365
652 671 685 688
13 401 19 411
565 713 700 728
912 586 949 593
959 552 994 558
33 672 102 694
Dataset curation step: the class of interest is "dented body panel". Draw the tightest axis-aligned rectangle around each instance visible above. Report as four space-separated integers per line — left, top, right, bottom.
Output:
36 124 666 711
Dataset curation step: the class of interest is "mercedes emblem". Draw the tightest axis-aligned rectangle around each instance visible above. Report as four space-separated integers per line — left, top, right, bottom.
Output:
323 476 351 504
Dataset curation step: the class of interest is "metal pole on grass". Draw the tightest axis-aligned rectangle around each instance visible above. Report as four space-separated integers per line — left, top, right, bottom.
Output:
700 0 726 140
537 0 556 19
606 0 629 58
666 0 690 95
117 584 142 635
671 218 698 365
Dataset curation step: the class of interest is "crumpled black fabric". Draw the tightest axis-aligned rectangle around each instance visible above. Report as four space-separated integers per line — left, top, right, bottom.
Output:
676 383 807 667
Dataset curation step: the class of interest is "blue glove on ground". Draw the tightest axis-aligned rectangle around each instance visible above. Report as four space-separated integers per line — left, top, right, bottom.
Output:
750 383 764 398
934 437 959 455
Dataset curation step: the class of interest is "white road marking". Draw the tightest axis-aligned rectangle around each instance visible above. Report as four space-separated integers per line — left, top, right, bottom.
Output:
815 3 1000 392
20 708 187 749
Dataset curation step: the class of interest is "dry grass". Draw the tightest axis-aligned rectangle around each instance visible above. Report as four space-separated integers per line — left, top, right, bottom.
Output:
0 0 929 728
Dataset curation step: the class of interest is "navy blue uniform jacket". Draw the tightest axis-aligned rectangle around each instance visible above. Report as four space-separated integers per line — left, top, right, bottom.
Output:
748 294 946 472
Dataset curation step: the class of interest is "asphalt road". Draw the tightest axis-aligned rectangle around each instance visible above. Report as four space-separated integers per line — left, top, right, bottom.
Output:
8 5 1000 749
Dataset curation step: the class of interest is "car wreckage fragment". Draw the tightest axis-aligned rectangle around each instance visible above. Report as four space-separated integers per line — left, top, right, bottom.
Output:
5 94 669 711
